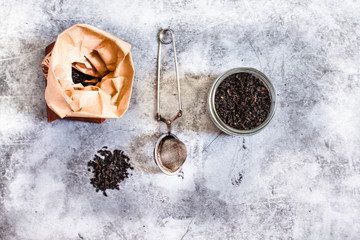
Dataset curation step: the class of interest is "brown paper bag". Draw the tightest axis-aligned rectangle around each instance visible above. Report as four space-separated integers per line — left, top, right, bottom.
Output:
42 24 135 120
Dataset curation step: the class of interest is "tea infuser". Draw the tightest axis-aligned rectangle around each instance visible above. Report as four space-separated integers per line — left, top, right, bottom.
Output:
154 28 187 175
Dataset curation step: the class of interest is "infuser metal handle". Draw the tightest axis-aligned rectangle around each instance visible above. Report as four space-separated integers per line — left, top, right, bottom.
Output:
156 28 182 133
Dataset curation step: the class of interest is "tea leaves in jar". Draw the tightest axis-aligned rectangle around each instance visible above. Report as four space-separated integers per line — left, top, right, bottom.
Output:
214 72 271 130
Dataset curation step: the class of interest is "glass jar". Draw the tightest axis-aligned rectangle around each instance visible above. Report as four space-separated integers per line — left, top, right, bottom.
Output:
208 67 277 136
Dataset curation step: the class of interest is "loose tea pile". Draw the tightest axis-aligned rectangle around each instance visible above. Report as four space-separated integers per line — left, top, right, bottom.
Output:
72 67 100 86
88 147 133 196
215 72 271 130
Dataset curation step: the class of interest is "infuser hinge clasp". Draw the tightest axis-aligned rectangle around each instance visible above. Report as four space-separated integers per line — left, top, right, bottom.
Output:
157 110 182 134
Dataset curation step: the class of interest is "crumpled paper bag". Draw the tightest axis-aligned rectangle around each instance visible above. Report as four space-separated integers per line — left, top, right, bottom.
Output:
42 24 134 119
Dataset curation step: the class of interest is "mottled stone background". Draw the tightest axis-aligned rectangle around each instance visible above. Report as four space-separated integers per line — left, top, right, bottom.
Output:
1 0 360 239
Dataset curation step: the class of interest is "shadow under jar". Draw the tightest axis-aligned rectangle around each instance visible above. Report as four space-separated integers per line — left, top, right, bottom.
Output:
208 68 277 136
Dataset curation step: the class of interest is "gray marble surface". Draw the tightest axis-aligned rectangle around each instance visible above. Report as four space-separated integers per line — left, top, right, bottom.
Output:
1 0 360 239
